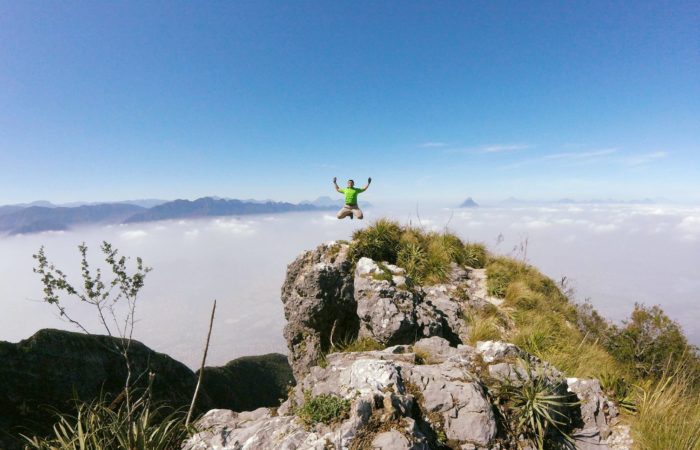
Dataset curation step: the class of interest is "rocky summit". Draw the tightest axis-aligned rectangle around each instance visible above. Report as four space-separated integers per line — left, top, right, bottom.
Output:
184 242 633 450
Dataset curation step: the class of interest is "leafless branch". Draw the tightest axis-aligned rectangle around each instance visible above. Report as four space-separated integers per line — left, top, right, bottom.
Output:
186 299 217 427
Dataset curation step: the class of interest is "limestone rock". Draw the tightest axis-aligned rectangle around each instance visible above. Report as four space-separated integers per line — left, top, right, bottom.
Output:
404 359 497 446
412 336 459 364
354 257 421 345
475 340 526 363
567 378 632 450
185 340 632 450
282 242 358 380
184 346 498 450
354 257 459 347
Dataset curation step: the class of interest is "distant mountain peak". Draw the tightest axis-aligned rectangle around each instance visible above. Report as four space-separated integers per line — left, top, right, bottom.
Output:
459 197 479 208
300 196 340 207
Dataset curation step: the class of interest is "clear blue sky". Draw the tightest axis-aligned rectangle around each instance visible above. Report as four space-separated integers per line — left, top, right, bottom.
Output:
1 1 698 204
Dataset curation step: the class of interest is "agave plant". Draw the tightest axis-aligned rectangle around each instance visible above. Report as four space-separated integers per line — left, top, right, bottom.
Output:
598 372 636 414
23 395 191 450
491 359 578 450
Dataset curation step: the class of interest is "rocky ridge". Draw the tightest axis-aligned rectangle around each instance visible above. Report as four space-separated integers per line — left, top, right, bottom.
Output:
184 242 633 450
0 331 293 450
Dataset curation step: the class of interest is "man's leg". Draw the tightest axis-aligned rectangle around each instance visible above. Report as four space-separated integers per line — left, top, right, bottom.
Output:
353 206 364 220
337 206 352 219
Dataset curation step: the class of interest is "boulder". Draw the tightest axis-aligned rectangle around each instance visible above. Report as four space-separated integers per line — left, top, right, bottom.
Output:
475 340 526 363
281 242 358 380
567 378 632 450
354 257 459 346
184 345 497 450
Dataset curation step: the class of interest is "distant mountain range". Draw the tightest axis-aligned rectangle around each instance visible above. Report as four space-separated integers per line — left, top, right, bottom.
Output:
0 199 168 211
300 196 339 208
0 204 146 235
0 197 337 235
124 197 335 223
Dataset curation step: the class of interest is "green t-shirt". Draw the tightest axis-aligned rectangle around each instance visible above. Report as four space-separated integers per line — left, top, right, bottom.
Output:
340 187 365 205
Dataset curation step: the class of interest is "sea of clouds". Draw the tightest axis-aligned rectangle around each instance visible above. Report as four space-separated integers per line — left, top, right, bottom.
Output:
1 203 698 368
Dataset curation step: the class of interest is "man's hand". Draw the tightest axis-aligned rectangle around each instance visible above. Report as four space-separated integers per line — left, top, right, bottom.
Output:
333 177 337 183
368 177 372 184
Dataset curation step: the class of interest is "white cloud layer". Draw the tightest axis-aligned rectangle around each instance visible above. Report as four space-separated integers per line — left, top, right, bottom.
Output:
544 148 619 160
479 144 532 153
0 204 698 368
622 151 668 166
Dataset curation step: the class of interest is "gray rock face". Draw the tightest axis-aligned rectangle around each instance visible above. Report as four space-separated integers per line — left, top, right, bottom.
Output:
405 363 497 446
184 343 496 450
422 284 468 342
282 242 358 380
281 244 497 382
567 378 632 450
476 340 527 363
355 257 422 345
183 408 307 450
354 257 459 347
371 419 430 450
184 338 632 450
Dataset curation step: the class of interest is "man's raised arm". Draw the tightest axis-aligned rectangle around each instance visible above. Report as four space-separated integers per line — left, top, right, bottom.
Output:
362 177 372 191
333 177 343 193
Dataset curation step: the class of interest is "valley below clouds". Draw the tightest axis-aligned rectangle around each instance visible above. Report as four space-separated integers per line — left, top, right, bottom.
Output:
1 203 698 368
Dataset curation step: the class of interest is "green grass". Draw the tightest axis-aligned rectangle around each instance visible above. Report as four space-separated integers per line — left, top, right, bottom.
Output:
632 370 700 449
492 262 623 380
485 257 520 298
349 220 483 285
295 392 351 429
348 219 403 263
463 309 504 345
463 242 488 268
333 336 383 353
22 397 190 450
598 372 636 413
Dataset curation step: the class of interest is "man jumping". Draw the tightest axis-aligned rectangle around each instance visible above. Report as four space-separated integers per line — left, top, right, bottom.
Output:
334 177 371 220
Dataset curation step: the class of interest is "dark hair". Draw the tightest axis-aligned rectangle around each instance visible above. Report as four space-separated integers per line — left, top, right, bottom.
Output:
348 179 354 184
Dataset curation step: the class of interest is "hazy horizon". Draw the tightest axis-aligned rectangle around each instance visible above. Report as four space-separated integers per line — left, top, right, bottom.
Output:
2 194 698 209
1 202 698 369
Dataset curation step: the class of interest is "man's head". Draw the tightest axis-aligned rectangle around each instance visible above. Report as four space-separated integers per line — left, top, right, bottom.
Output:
347 179 355 187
